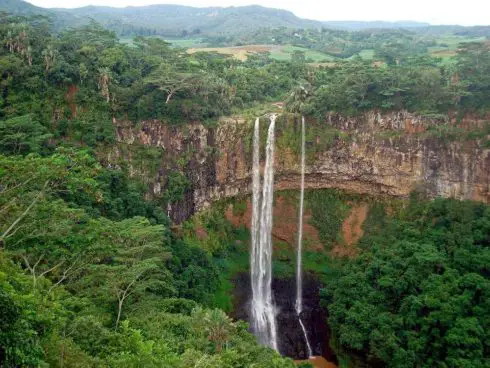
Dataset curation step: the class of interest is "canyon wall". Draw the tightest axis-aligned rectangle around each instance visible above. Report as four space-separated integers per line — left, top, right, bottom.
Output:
106 111 490 223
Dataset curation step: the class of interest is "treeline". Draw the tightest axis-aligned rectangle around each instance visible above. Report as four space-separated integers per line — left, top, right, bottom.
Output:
1 14 489 140
206 27 435 59
0 14 298 130
287 43 490 116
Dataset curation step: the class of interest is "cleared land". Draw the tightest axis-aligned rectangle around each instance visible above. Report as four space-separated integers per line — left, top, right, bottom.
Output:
187 44 334 62
428 35 486 59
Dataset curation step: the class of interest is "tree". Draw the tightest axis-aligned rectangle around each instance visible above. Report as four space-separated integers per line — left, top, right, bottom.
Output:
456 42 490 110
285 83 311 113
0 149 100 250
0 115 51 155
0 253 57 367
81 217 173 329
145 64 199 104
192 307 235 353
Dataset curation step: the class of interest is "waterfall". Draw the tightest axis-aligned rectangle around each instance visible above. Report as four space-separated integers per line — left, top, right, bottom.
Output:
296 116 313 357
250 115 278 351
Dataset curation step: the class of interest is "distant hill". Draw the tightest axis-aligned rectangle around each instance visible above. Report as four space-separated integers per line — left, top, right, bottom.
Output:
322 20 430 30
0 0 51 16
0 1 433 37
0 0 80 29
2 0 487 39
55 4 324 37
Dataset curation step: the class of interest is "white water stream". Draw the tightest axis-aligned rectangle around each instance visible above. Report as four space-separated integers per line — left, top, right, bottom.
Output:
295 116 313 357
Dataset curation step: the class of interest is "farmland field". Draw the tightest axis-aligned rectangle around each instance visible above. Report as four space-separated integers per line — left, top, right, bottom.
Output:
187 44 334 62
428 35 486 59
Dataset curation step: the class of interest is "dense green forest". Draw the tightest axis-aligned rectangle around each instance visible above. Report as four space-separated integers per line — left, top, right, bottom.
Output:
0 13 296 368
0 7 489 368
322 196 490 367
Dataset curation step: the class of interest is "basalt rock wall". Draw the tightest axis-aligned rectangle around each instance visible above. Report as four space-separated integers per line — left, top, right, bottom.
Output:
107 111 490 223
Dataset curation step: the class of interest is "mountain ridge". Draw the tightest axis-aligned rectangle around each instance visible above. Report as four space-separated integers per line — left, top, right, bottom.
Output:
1 0 433 36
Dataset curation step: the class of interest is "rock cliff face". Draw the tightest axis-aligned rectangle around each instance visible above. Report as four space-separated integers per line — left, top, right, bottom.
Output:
108 111 490 223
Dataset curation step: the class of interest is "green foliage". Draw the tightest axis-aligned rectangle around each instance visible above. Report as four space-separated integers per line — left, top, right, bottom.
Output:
164 171 189 203
297 362 314 368
0 114 52 155
1 11 489 368
166 237 221 306
0 254 50 366
306 189 352 248
323 197 490 367
0 146 291 367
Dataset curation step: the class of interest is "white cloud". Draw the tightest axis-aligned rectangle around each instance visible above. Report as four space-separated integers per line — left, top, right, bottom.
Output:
25 0 490 26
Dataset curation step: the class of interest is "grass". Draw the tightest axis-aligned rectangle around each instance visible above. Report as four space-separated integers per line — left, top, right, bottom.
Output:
230 101 284 120
428 35 486 61
165 37 206 48
270 45 335 62
350 49 375 60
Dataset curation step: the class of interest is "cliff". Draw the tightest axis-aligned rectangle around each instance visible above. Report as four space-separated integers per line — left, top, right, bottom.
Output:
105 111 490 223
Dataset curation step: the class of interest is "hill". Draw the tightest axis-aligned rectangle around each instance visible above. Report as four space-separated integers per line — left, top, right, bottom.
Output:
0 0 49 15
1 1 488 39
322 20 430 30
0 1 431 38
61 4 324 37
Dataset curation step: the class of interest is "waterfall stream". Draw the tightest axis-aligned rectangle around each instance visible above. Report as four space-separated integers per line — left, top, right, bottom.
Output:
250 115 278 351
296 116 313 357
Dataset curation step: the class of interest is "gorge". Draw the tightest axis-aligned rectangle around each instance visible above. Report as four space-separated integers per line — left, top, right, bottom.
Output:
1 9 489 367
107 109 489 362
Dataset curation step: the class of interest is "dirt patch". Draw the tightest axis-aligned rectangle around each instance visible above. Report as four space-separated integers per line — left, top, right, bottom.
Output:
194 224 208 240
295 356 337 368
188 44 280 61
431 49 457 57
225 195 323 252
404 119 426 134
332 203 368 258
65 84 78 118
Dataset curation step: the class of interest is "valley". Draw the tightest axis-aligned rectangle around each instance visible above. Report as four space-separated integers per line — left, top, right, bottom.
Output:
0 2 489 367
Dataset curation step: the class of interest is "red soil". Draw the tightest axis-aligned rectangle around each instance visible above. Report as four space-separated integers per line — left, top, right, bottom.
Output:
332 203 369 258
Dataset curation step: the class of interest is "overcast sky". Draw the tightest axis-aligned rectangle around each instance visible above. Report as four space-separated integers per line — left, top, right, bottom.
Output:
25 0 490 26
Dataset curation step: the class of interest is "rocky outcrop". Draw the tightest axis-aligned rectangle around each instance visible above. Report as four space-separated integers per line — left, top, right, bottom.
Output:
108 111 490 223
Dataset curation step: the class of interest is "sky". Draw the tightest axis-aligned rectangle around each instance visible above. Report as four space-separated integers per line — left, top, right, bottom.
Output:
25 0 490 26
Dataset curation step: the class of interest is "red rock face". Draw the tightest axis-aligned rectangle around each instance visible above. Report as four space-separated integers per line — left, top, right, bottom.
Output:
332 203 369 258
225 195 323 252
109 111 490 223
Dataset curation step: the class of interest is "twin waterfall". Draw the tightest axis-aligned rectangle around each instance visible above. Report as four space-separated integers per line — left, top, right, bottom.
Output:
250 115 279 350
250 115 312 357
295 116 313 357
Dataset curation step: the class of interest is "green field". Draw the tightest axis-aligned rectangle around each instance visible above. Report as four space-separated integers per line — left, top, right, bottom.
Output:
428 35 486 59
268 45 334 62
165 37 206 48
